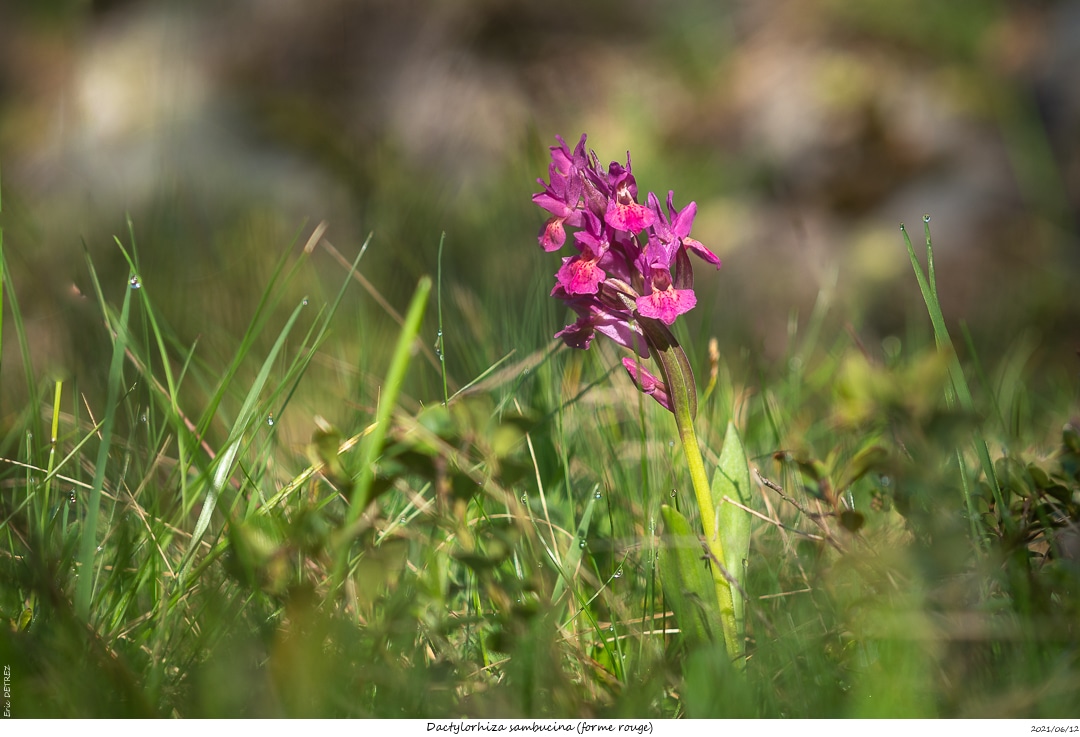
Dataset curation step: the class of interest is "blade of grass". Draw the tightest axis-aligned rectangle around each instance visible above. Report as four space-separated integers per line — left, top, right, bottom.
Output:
255 240 373 513
550 485 598 607
113 223 199 516
174 296 310 589
319 236 448 382
229 234 372 486
3 239 43 444
186 227 308 478
436 232 449 406
901 218 1005 542
75 267 134 620
41 380 63 533
332 275 432 588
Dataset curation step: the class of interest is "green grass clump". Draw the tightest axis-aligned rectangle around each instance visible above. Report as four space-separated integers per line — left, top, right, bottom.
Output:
1 210 1078 717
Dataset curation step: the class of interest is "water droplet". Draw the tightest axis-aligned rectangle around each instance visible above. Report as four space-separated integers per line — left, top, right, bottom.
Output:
578 539 587 549
68 491 77 504
670 489 677 498
788 356 803 372
302 298 309 306
899 223 906 232
139 412 147 423
266 413 275 427
668 440 675 448
613 567 623 579
608 624 615 632
594 490 602 500
96 545 103 552
923 214 930 223
520 493 528 504
879 474 892 488
129 275 142 289
399 516 407 524
523 368 530 375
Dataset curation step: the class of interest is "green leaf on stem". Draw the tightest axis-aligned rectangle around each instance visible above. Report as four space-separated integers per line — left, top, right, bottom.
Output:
659 504 722 648
712 421 752 639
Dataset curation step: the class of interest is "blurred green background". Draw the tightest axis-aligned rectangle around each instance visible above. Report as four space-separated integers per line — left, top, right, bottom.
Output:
1 0 1078 422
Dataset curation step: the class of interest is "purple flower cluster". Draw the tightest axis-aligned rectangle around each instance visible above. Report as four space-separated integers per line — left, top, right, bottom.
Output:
533 134 720 406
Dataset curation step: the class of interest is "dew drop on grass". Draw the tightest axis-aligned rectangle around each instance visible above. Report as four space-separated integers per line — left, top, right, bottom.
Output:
613 567 623 579
923 214 931 223
594 490 602 500
578 539 587 549
670 489 677 498
668 440 675 448
520 493 528 504
302 298 309 306
129 275 141 289
68 491 77 504
266 413 275 427
400 516 407 524
879 474 892 488
899 223 906 232
139 412 147 423
608 624 615 632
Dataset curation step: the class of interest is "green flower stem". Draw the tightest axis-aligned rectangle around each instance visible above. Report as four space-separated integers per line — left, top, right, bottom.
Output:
672 394 741 661
636 314 739 660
